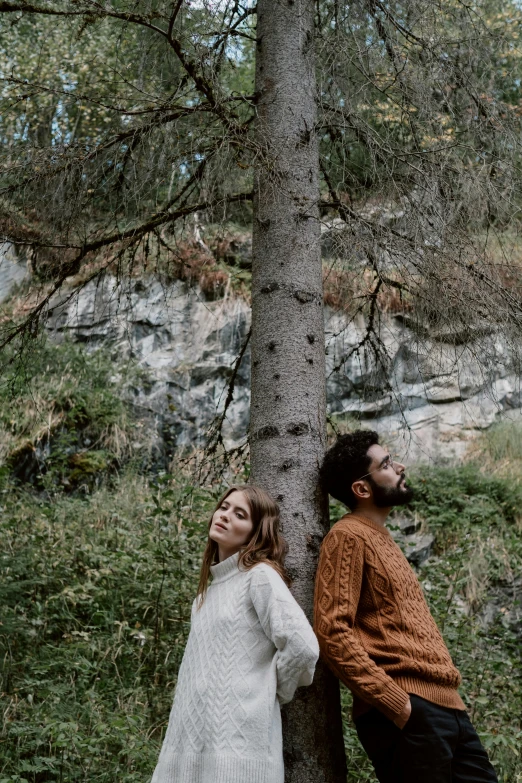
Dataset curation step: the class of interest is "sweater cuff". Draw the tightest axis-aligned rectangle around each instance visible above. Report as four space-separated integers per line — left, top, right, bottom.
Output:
371 681 410 722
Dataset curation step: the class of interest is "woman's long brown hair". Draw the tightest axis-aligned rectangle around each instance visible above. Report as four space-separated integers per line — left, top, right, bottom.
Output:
196 484 289 606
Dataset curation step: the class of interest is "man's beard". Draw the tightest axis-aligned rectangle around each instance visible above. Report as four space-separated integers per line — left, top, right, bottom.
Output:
368 474 414 508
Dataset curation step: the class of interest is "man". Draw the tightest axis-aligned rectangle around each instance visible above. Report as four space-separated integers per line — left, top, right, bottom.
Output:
314 430 498 783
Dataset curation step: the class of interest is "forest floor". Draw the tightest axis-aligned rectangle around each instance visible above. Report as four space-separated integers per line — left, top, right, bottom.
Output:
0 338 521 783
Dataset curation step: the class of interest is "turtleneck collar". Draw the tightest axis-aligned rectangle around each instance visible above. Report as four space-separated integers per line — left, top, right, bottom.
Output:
210 551 241 583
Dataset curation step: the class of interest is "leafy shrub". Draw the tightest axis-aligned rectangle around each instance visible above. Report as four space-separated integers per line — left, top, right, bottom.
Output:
0 469 215 782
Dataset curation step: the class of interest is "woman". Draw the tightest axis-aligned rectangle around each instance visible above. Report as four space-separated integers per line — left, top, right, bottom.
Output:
151 484 319 783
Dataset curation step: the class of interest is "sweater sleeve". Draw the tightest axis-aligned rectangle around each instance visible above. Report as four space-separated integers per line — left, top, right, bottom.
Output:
314 527 409 722
249 564 319 705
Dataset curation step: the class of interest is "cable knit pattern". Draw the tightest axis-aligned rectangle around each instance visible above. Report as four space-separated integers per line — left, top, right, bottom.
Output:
314 514 465 722
151 553 319 783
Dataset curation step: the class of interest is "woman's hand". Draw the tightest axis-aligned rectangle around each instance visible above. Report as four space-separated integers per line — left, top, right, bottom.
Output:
393 698 412 729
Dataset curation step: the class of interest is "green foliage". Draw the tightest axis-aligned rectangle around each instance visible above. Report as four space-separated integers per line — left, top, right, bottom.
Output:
3 457 520 782
410 467 522 775
0 468 216 782
318 0 522 205
0 2 256 245
409 463 522 528
0 337 134 487
0 334 220 781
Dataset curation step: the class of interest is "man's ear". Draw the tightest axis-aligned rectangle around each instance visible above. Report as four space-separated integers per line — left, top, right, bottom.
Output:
352 480 372 502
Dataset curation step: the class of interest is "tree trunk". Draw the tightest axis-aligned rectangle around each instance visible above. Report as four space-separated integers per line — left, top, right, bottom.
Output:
250 2 347 782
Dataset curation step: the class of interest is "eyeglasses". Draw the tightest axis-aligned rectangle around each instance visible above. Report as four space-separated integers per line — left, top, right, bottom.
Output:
356 454 403 482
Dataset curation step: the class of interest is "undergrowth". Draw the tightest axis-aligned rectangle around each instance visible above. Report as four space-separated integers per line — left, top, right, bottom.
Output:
0 469 215 781
0 337 136 488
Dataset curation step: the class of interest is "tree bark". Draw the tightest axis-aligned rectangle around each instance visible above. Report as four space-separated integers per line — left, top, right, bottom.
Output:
250 2 347 782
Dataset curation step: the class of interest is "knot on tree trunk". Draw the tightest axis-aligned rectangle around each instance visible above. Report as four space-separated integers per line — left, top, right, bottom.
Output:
286 422 311 436
250 424 280 441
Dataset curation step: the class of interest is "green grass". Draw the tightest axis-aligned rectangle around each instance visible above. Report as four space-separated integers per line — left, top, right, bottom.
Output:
0 336 217 781
0 336 138 490
473 419 522 474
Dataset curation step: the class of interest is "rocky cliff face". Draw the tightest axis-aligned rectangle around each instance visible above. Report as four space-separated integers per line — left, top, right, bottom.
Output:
43 274 522 464
0 241 28 302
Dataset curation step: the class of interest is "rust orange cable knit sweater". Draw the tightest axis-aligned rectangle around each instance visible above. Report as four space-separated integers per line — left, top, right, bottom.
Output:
314 513 465 722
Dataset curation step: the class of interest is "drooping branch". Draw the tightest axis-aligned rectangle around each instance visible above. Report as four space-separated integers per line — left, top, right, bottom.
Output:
206 326 251 456
0 189 253 349
0 1 249 132
9 190 253 254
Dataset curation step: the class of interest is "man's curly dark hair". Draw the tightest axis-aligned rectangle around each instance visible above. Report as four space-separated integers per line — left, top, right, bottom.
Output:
320 430 380 510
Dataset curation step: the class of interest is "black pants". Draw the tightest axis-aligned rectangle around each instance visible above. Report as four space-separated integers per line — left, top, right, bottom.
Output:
354 695 498 783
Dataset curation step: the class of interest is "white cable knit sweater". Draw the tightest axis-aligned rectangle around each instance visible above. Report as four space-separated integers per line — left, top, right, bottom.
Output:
151 552 319 783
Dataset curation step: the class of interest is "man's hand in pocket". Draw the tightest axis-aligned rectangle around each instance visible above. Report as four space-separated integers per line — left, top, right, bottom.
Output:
393 698 412 730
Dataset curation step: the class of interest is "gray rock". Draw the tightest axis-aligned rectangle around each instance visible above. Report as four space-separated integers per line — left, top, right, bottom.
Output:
389 515 435 564
401 534 435 566
0 243 28 303
46 277 252 462
390 527 435 565
393 515 422 536
478 578 522 638
38 273 522 464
